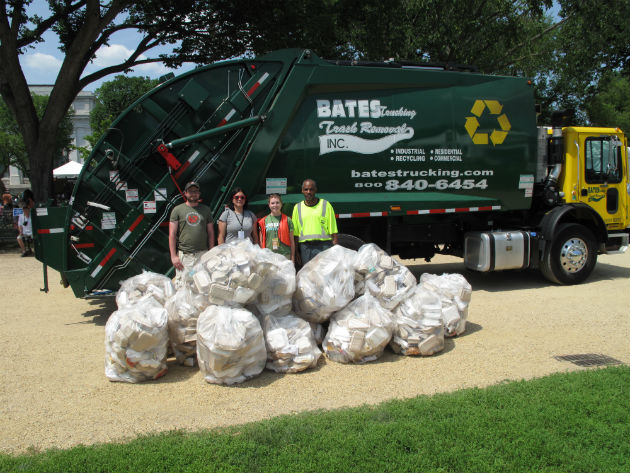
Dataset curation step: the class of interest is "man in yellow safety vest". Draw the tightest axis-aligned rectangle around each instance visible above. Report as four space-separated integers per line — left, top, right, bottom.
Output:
292 178 338 265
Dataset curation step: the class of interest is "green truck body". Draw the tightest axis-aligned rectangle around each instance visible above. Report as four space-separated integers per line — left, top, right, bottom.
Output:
32 49 629 296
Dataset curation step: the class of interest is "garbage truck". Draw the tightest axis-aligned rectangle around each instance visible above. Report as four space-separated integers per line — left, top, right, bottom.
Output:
32 49 629 297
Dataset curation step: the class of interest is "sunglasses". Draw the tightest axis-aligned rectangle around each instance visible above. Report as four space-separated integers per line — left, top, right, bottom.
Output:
233 195 246 200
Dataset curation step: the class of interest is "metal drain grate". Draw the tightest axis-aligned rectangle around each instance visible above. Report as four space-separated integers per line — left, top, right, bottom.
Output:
554 353 623 367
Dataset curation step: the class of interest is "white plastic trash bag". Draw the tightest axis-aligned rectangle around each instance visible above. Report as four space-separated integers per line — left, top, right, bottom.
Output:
191 239 263 306
419 273 472 337
115 271 175 308
323 293 394 364
263 314 322 373
253 248 296 316
355 243 417 309
390 285 444 356
196 305 267 385
165 286 207 366
105 295 169 383
293 245 356 323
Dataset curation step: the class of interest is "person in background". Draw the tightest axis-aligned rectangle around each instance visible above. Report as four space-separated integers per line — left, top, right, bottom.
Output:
169 181 215 286
17 200 33 257
292 178 338 265
22 189 34 207
217 187 259 245
2 191 12 208
258 193 295 262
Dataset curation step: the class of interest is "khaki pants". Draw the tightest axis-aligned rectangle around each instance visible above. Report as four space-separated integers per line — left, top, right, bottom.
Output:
174 250 205 288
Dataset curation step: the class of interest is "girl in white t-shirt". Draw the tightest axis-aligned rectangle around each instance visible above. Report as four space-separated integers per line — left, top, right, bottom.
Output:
17 205 33 256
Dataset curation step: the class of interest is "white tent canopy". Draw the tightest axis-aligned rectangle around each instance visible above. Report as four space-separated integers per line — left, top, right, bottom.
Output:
53 160 83 178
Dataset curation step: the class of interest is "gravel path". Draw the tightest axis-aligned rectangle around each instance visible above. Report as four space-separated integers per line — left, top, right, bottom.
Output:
1 250 628 454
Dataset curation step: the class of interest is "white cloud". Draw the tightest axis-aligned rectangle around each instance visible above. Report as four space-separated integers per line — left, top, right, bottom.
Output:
21 42 187 90
88 44 169 77
21 52 63 84
134 61 171 76
91 44 134 68
22 52 63 70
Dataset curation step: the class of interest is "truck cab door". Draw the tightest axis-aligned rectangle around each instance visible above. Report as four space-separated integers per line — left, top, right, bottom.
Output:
578 132 629 231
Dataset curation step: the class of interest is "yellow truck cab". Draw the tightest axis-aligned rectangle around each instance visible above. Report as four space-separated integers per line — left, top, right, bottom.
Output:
535 125 629 284
561 127 629 231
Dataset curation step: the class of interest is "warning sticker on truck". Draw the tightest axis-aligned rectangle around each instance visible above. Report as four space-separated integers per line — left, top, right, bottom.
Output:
519 174 534 197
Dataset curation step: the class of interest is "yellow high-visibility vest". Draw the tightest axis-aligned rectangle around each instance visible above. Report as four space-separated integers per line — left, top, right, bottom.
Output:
292 199 338 242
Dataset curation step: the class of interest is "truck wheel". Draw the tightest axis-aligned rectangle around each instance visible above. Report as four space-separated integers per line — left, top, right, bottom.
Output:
540 223 597 285
337 233 364 251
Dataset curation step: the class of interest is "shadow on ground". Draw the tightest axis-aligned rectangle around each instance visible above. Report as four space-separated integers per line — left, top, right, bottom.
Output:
407 259 630 293
78 297 117 326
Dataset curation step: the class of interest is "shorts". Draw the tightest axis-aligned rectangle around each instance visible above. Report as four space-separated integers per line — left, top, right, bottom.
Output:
174 250 205 288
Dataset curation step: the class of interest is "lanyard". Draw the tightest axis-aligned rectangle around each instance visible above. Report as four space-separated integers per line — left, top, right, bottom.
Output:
233 209 244 230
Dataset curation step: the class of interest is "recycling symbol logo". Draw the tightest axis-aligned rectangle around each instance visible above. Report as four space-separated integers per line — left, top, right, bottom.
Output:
465 100 511 145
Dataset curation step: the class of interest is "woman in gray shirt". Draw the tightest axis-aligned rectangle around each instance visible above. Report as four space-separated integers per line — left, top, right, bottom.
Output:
217 187 260 245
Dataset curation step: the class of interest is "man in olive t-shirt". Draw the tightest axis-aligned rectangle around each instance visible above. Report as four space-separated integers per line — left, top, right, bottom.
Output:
169 182 215 286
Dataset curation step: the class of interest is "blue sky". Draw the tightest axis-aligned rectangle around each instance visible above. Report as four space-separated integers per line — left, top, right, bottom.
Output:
21 1 197 91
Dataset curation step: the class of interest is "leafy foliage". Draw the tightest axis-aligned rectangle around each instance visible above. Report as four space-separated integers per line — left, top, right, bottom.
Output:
585 72 630 132
536 0 630 122
85 75 159 149
324 0 554 70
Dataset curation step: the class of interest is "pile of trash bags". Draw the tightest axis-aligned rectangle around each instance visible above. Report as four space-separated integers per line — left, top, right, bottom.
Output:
105 239 472 384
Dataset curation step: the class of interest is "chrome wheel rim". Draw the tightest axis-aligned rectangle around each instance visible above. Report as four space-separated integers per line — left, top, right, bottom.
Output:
559 237 588 273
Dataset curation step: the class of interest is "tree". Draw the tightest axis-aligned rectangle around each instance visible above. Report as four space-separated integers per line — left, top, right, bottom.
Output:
323 0 555 70
307 0 628 125
85 75 159 149
0 0 266 203
585 72 630 132
535 0 630 122
0 94 73 175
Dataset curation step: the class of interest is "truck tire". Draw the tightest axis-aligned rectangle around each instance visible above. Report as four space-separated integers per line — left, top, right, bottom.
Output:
540 223 597 285
337 233 365 251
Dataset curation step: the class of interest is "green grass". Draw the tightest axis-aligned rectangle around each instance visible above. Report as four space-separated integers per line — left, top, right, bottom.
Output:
2 366 628 473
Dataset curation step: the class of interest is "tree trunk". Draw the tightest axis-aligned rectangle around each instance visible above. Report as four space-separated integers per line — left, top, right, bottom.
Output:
27 134 58 204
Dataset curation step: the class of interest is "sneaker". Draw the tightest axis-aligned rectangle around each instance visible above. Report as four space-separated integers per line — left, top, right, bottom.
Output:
25 249 33 256
21 252 27 257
